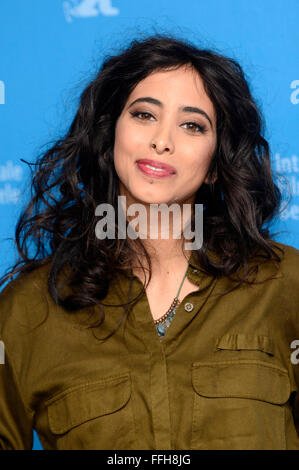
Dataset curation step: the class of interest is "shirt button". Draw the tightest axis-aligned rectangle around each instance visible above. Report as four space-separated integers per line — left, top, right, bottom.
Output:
184 302 194 312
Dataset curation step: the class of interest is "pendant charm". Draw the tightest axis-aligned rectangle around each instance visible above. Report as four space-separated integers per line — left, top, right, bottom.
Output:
157 324 166 336
155 304 179 337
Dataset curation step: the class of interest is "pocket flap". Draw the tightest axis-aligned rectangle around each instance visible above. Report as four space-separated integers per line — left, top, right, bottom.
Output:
192 360 290 404
216 334 274 355
47 373 131 434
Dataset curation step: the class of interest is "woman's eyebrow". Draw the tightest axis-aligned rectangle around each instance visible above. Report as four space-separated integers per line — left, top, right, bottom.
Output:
127 96 213 128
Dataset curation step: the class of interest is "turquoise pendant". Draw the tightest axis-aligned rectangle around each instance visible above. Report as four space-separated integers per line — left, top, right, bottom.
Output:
156 309 176 337
157 324 166 336
155 271 187 338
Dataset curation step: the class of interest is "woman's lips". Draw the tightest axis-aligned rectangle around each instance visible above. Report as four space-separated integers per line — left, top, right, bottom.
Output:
136 159 176 179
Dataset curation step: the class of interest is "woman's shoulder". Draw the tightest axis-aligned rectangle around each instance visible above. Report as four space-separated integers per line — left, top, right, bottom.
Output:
236 239 299 295
270 239 299 255
0 261 52 299
260 240 299 307
0 262 53 337
267 239 299 275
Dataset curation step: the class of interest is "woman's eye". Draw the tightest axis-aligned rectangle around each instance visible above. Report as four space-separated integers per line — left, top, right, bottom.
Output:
181 122 206 134
130 111 207 134
130 111 155 121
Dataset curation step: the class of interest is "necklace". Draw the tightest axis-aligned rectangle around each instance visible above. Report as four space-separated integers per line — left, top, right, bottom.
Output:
154 266 188 338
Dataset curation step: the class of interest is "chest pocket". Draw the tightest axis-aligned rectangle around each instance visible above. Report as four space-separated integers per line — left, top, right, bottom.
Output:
46 372 135 450
191 334 291 450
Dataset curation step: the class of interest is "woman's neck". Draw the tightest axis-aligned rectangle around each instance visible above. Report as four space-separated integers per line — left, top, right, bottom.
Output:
130 237 192 281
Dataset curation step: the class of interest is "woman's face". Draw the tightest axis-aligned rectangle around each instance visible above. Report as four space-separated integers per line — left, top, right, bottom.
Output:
113 65 217 207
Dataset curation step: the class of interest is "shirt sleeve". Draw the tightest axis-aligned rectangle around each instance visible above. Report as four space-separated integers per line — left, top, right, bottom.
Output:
0 341 34 450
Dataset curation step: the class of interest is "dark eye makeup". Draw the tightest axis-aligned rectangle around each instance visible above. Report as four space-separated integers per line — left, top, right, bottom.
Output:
129 110 208 134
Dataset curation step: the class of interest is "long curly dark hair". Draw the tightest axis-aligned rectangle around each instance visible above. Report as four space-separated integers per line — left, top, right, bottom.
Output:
0 34 288 335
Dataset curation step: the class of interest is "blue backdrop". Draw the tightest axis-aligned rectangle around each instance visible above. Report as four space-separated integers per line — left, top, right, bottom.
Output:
0 0 298 450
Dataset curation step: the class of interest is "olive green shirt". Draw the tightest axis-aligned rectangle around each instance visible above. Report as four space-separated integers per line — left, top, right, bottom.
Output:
1 240 299 450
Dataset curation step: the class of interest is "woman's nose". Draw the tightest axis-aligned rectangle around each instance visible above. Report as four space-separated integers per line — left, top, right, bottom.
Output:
150 127 175 154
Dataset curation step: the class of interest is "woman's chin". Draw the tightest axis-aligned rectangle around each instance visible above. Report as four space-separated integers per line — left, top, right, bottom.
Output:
121 187 173 206
131 194 175 206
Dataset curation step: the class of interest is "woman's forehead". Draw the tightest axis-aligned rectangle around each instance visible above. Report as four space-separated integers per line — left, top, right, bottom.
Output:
126 66 216 123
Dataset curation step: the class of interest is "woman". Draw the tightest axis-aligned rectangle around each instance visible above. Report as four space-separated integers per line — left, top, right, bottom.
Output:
0 34 298 450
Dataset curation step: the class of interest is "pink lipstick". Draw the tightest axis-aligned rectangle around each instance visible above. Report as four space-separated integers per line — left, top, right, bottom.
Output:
136 159 176 179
